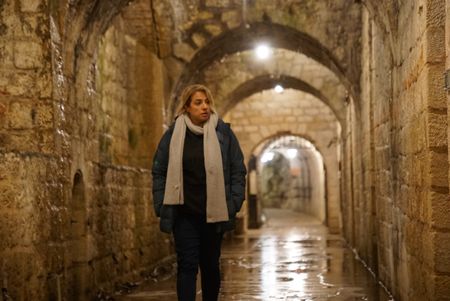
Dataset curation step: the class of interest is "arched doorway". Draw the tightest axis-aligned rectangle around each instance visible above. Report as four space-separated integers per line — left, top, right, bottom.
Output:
67 170 89 301
250 135 326 226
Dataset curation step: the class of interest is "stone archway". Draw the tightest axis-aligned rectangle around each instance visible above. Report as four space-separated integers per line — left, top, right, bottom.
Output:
225 88 342 232
198 47 349 131
220 74 346 127
252 135 327 226
169 21 358 120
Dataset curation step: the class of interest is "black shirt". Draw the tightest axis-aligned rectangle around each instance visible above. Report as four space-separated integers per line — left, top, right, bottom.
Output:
181 128 207 216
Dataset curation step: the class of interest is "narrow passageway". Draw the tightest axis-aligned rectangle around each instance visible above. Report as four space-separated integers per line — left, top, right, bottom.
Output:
1 1 449 300
117 209 392 301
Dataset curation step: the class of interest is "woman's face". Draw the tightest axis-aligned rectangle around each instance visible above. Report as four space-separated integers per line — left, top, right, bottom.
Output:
186 91 211 126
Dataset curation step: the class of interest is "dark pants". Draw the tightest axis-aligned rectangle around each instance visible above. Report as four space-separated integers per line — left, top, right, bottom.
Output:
173 213 224 301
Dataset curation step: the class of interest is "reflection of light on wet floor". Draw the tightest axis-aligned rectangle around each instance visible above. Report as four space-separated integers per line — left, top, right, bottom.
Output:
284 234 307 299
259 233 330 300
116 209 394 301
261 236 278 299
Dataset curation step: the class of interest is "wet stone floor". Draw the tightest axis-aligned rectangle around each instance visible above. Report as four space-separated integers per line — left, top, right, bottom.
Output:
116 209 393 301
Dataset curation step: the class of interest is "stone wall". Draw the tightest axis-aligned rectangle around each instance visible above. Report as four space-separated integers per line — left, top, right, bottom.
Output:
72 18 171 296
1 0 450 300
97 19 166 168
0 0 53 154
0 0 55 299
0 1 172 299
224 89 341 232
342 2 450 300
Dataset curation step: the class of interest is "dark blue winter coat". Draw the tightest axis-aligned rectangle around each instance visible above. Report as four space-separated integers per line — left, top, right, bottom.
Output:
151 119 247 233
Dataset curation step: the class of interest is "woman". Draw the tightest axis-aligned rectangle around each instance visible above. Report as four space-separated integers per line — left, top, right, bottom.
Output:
152 84 247 301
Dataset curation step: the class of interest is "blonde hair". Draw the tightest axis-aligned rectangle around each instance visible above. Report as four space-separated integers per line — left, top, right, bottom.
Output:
174 84 216 118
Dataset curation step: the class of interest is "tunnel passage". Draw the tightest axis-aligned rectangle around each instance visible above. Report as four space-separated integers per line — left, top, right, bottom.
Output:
0 0 449 300
167 2 353 235
224 88 342 232
253 135 326 225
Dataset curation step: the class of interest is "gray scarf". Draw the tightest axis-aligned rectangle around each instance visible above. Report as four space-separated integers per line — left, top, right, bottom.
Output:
163 113 229 222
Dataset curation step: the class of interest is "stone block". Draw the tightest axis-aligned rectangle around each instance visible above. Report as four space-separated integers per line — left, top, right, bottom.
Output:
285 116 296 123
0 212 34 249
12 14 47 40
421 227 435 267
20 0 43 12
2 130 34 152
426 0 445 27
204 24 222 37
404 220 419 256
433 275 450 300
205 0 230 8
0 69 33 97
0 40 14 68
173 42 195 62
191 33 206 48
426 64 446 109
198 11 214 20
0 102 8 130
34 102 54 128
13 41 44 69
0 176 19 209
429 191 450 229
2 251 45 299
427 112 447 148
7 100 34 129
409 261 431 300
409 117 427 153
432 231 450 273
243 125 258 132
0 1 17 35
222 10 240 29
37 71 52 98
425 25 445 63
429 151 449 187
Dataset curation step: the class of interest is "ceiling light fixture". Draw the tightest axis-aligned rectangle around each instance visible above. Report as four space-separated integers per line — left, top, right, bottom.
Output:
274 84 284 93
286 148 298 159
260 151 274 163
255 44 271 59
